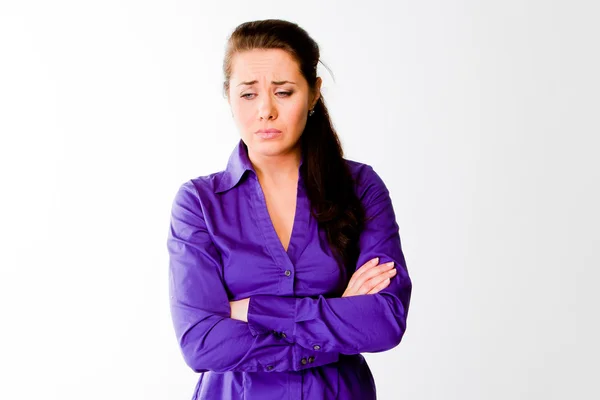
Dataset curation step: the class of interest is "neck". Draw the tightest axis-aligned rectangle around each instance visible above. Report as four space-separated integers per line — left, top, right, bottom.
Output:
248 145 302 184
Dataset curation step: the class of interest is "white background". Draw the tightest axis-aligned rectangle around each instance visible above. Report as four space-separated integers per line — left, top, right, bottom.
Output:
1 1 598 399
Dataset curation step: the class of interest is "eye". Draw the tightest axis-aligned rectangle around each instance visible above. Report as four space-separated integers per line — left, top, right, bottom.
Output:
240 91 292 100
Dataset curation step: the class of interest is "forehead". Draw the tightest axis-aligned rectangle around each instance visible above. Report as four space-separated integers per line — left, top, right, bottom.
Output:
230 48 303 82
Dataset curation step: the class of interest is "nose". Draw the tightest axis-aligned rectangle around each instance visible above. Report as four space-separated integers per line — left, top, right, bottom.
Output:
257 95 277 121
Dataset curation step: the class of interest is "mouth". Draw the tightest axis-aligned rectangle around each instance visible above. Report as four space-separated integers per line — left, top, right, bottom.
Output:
255 129 282 139
255 131 282 139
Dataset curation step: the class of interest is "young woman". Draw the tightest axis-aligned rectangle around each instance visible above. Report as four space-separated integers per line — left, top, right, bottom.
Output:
167 19 412 400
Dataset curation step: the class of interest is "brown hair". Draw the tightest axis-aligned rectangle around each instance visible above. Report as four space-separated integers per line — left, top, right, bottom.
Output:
222 19 365 281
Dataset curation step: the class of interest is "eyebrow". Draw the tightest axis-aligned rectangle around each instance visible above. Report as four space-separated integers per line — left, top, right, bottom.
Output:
237 80 296 87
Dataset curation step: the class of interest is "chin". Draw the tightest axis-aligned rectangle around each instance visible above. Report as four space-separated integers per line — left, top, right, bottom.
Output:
250 142 286 157
246 135 301 157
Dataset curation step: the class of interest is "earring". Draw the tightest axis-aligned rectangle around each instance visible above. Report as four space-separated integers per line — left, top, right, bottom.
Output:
308 109 315 117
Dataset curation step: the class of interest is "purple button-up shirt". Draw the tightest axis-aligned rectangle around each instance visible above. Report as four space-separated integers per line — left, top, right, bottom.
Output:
167 140 412 399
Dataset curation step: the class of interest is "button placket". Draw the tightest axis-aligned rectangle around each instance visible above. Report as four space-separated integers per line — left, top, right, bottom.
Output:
250 176 298 283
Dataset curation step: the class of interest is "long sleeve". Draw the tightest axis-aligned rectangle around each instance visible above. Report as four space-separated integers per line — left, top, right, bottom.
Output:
167 181 339 373
246 165 412 355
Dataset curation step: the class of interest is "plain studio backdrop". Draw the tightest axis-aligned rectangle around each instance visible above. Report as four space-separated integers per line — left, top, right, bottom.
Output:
1 1 598 399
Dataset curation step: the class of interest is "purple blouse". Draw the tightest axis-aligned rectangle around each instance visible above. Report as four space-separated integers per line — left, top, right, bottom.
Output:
167 139 412 399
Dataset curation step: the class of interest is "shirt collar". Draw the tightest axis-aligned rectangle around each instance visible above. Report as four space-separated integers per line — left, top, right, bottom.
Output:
215 139 305 194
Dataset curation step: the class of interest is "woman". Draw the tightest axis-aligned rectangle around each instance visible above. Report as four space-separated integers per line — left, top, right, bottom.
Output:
167 19 412 400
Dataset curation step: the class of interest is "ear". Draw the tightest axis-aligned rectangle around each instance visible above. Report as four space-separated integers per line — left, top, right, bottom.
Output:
311 77 322 108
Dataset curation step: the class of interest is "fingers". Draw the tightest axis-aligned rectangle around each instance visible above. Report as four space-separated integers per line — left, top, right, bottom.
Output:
350 261 395 293
353 257 380 279
344 258 398 297
359 268 397 294
366 276 392 295
342 267 395 297
347 257 379 289
357 262 395 285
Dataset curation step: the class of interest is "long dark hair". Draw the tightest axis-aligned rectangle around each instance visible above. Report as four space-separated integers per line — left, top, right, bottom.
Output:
222 19 365 280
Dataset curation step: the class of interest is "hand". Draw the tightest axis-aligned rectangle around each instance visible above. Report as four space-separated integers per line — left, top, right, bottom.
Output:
229 298 250 322
342 257 397 297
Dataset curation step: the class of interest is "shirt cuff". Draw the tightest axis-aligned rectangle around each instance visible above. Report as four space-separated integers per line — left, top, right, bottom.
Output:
293 345 339 371
247 294 296 338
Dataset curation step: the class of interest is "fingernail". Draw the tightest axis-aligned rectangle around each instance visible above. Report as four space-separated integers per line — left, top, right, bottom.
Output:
387 262 395 267
372 257 379 264
388 269 397 275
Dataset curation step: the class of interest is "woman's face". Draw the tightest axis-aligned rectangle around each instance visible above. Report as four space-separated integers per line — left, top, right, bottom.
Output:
228 48 321 159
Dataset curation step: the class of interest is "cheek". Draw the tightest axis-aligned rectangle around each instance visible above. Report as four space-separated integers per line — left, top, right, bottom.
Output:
286 102 308 128
232 102 254 126
276 94 303 116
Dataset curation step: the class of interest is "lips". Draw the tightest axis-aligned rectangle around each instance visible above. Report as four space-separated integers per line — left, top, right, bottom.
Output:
255 128 282 139
256 130 282 139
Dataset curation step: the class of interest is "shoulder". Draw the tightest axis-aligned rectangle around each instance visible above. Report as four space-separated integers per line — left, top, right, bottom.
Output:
188 171 225 196
172 170 227 209
344 158 390 202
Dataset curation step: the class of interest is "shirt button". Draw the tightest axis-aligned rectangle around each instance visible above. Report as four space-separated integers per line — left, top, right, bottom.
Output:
313 345 321 350
301 357 307 365
308 356 315 363
281 332 287 338
266 366 274 371
284 270 291 277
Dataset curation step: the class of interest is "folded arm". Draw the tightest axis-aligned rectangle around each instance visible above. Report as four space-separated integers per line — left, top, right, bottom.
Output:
246 165 412 355
167 181 340 373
